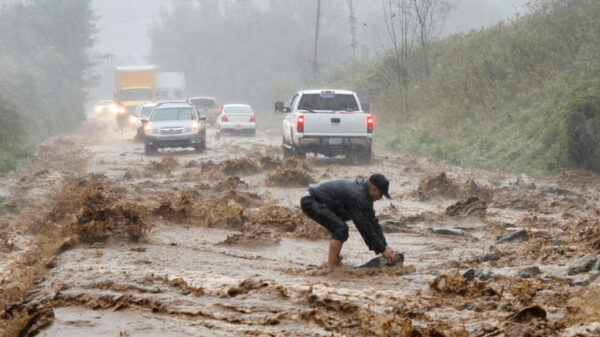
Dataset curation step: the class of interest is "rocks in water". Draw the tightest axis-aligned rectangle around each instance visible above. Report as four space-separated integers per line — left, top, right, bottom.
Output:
461 268 475 281
476 271 494 281
568 254 599 275
518 266 541 279
497 229 529 244
592 260 600 272
382 220 409 233
476 252 499 262
428 227 470 237
353 253 404 269
569 276 590 287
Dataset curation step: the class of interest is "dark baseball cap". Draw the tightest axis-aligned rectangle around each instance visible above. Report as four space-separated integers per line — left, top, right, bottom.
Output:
368 173 391 199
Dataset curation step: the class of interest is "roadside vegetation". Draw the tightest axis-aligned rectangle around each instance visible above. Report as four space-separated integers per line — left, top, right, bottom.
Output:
0 0 95 172
322 0 600 175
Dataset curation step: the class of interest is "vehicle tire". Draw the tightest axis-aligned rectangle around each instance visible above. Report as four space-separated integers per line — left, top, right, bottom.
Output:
358 147 372 164
293 146 306 159
194 141 205 153
144 144 156 156
282 138 293 159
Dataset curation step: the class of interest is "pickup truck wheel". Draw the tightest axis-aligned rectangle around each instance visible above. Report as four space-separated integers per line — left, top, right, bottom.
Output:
293 147 306 159
144 144 156 156
354 147 372 164
359 147 372 164
282 141 293 159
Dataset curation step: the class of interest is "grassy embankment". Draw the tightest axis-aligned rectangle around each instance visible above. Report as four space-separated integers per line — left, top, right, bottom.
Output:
322 0 600 176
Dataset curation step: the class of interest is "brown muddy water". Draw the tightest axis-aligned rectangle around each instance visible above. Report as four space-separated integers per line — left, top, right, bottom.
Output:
1 116 600 336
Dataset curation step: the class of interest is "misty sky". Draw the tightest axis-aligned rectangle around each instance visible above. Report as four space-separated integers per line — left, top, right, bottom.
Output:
93 0 529 65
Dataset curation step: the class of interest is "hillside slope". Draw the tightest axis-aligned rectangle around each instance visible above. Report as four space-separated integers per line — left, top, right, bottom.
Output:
324 0 600 175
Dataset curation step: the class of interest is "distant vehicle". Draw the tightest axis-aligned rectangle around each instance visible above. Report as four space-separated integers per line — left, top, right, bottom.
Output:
143 102 206 155
275 89 373 164
188 97 219 125
216 104 256 137
155 72 186 101
114 65 158 128
94 100 117 115
133 102 158 141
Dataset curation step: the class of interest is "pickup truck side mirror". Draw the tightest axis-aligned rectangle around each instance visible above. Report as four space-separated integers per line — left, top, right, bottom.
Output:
362 102 370 113
275 101 284 112
275 101 290 113
198 115 207 121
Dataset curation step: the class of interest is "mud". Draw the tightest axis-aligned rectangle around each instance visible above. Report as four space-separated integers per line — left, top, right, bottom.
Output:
416 172 493 201
266 167 315 187
1 120 600 336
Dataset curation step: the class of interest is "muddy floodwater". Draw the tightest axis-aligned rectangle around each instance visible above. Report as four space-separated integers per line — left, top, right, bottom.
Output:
1 116 600 336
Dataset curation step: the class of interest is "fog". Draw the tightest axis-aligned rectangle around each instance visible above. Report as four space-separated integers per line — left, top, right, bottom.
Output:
89 0 529 110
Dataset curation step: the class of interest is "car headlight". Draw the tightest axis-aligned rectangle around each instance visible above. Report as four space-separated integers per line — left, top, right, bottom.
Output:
110 105 117 113
95 106 102 113
191 121 200 131
118 106 126 114
144 124 153 133
129 115 139 124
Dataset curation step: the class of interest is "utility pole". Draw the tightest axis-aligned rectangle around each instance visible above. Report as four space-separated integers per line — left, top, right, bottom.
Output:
312 0 321 80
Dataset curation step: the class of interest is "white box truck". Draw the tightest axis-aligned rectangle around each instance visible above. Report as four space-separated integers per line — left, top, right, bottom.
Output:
155 72 186 101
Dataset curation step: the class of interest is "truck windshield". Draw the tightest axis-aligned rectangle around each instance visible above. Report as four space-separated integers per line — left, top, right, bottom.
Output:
191 98 216 108
120 88 152 101
151 108 195 121
298 93 359 112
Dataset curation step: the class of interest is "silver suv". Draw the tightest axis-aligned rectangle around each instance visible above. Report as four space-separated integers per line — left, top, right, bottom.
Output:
143 102 207 155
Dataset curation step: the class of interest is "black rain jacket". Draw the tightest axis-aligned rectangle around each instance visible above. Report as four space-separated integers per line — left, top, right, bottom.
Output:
308 178 387 254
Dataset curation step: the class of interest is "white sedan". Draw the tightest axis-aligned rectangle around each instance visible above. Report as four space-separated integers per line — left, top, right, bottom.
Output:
216 104 256 137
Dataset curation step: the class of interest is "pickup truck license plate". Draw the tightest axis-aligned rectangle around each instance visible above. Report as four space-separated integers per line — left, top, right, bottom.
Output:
329 138 342 145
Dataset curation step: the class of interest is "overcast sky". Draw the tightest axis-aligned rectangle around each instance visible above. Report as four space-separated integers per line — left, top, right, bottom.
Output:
92 0 530 65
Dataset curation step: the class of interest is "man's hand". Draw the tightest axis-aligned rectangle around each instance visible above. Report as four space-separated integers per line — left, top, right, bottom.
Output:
382 246 397 265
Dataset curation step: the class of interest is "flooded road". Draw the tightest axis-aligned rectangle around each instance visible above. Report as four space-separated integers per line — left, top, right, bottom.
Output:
2 117 600 336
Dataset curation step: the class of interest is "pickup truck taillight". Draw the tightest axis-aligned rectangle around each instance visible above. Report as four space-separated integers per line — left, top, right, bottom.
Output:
221 115 228 121
367 116 374 133
297 115 304 132
250 115 256 122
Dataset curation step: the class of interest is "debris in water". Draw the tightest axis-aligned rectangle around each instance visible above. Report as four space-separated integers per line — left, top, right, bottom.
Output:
445 196 487 217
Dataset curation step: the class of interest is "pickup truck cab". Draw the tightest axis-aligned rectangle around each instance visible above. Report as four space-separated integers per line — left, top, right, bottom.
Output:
275 89 373 164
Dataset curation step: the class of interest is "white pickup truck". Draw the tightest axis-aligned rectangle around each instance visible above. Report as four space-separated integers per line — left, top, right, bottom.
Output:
275 89 374 164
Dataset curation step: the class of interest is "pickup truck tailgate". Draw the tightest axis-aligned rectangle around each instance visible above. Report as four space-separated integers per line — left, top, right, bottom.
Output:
303 113 367 136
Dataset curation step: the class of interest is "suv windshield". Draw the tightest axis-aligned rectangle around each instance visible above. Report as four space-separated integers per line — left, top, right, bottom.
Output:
298 93 359 112
224 106 252 114
191 99 216 108
120 88 153 101
151 108 195 121
141 106 155 118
